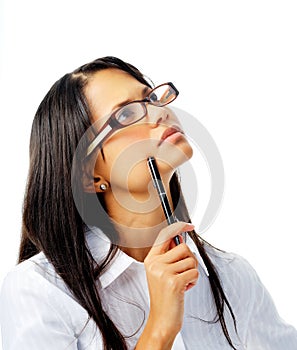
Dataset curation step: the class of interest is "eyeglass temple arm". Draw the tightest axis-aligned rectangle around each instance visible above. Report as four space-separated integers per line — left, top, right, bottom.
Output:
86 124 114 157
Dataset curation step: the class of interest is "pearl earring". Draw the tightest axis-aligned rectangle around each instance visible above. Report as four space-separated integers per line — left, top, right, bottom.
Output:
99 183 107 191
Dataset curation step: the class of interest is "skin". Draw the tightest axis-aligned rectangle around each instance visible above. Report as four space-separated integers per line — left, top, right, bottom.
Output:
84 68 199 349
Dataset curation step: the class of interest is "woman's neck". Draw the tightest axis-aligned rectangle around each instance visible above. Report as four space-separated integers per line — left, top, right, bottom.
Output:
103 182 173 261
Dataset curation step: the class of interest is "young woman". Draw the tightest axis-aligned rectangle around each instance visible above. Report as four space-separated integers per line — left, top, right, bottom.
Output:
0 56 296 350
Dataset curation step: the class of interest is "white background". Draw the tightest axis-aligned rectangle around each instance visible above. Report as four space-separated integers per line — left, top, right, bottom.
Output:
0 0 296 341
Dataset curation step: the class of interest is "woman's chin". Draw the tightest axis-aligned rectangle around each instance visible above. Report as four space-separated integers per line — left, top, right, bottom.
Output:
156 138 193 172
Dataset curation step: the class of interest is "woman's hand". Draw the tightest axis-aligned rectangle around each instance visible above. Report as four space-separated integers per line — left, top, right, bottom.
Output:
135 222 199 350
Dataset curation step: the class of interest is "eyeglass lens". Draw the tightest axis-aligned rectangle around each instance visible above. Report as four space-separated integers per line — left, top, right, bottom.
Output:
115 84 177 126
148 84 176 106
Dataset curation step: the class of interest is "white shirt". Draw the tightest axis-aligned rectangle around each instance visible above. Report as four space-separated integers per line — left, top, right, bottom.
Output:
1 227 297 350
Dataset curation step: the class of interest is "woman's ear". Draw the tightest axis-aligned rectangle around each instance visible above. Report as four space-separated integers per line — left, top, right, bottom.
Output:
82 153 110 193
83 174 110 193
94 176 110 193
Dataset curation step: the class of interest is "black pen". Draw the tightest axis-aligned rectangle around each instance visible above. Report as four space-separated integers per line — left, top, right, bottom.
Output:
147 156 181 245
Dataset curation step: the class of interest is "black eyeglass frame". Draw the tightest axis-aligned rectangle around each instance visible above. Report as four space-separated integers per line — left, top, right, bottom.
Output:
86 82 179 157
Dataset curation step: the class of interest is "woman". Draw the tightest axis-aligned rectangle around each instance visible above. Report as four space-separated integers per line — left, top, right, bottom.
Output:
0 56 296 350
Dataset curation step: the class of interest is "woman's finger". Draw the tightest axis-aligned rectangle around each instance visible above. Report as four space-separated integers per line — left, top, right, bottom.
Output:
162 242 197 265
149 222 195 255
169 256 198 274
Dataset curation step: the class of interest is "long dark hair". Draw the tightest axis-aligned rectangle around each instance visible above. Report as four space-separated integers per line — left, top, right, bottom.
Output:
19 56 238 349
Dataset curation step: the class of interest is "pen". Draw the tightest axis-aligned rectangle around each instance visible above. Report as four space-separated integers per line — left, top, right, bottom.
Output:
147 156 210 276
147 156 181 245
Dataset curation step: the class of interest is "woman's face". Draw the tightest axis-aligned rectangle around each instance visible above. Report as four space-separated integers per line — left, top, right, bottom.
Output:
84 68 193 196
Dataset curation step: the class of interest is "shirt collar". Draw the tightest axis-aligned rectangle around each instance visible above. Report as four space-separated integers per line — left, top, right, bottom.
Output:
85 226 209 290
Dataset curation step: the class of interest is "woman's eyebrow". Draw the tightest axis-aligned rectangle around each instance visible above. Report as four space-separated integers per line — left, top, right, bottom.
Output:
142 86 151 96
113 86 151 110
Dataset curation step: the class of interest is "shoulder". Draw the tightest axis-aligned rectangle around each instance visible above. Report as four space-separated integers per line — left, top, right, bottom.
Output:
202 243 269 328
203 243 262 296
0 252 79 316
0 253 90 339
186 236 262 298
0 257 102 349
1 253 62 296
204 243 257 275
1 254 46 294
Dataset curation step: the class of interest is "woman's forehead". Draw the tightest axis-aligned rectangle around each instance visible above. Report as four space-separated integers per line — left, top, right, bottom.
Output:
85 68 148 121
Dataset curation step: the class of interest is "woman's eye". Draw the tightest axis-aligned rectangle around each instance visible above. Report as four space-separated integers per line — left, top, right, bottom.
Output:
149 92 158 102
117 107 136 124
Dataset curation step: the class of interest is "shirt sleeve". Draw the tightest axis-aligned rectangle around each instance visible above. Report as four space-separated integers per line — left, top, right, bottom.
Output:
244 259 297 349
0 264 78 350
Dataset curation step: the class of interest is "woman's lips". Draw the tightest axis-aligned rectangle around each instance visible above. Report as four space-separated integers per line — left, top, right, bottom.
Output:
158 126 184 146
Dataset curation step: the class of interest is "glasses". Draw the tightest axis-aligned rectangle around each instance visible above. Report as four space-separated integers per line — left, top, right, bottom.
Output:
86 82 179 157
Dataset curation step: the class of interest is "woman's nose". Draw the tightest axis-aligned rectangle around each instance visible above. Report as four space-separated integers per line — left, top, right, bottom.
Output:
146 104 169 126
